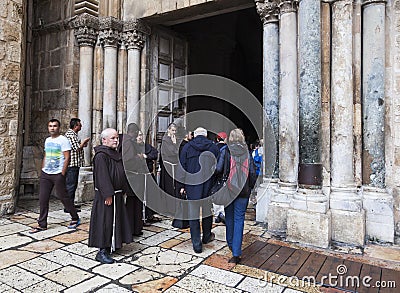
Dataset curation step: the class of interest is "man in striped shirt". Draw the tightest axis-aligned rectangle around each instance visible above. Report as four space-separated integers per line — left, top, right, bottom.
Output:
65 118 90 212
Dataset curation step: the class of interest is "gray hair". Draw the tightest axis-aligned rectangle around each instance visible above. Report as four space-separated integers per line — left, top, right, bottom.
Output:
101 128 117 141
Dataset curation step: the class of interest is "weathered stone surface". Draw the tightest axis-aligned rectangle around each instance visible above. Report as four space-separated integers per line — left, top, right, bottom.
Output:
331 209 365 246
287 209 331 248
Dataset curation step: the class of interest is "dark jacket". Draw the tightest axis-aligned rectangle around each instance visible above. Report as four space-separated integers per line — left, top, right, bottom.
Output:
215 143 257 198
177 135 219 200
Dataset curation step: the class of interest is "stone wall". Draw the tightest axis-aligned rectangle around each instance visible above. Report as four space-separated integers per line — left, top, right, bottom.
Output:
0 0 25 214
19 0 79 199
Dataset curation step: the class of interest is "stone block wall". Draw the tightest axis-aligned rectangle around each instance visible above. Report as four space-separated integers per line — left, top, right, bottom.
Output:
19 0 79 199
0 0 25 214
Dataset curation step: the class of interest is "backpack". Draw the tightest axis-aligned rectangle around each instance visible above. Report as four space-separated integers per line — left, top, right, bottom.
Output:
227 154 249 194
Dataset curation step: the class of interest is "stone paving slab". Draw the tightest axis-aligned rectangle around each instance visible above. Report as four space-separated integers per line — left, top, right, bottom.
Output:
170 274 242 293
18 239 64 253
23 279 65 292
119 268 163 285
0 222 31 237
0 234 33 251
0 249 38 270
96 283 132 292
92 262 139 280
1 199 398 292
19 226 72 241
190 264 244 287
41 249 99 269
0 282 20 292
63 275 110 293
45 265 94 287
18 256 62 275
0 266 44 290
237 276 286 293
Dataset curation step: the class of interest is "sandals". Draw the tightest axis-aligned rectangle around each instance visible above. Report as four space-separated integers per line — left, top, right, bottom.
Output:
29 226 47 234
68 218 81 229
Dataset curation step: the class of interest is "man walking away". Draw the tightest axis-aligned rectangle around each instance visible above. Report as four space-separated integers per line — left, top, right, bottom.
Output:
30 119 80 233
178 127 219 253
65 118 90 212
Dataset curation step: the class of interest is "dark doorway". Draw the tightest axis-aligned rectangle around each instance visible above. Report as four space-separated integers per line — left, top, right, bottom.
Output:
172 8 263 144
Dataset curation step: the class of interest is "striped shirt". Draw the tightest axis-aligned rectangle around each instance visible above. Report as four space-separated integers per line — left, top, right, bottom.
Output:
65 129 84 167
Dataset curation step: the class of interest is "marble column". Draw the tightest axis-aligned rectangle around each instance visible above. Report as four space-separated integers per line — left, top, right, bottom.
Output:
329 0 365 246
255 0 280 224
362 0 393 243
267 0 298 233
73 14 98 166
99 17 122 129
117 43 127 133
92 38 104 148
287 0 330 248
123 19 150 126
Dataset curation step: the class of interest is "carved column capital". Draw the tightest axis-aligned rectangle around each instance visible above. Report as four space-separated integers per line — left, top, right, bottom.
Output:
123 19 151 50
279 0 298 14
72 13 99 47
99 17 123 48
255 0 280 24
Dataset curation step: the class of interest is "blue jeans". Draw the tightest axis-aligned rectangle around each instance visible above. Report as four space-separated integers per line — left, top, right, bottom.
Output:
66 166 80 202
224 196 249 257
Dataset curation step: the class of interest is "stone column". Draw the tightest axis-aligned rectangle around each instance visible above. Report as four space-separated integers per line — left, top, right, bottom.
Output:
287 0 331 248
255 0 280 223
99 17 121 129
117 43 127 133
123 19 151 126
267 0 298 233
362 0 393 243
329 0 365 246
92 38 104 148
73 14 98 166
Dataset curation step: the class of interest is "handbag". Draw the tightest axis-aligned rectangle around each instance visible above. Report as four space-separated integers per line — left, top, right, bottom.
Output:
210 149 235 206
172 190 190 229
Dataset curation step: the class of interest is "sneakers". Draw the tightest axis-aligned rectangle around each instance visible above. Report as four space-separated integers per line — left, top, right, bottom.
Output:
68 218 81 229
95 249 114 264
202 232 215 244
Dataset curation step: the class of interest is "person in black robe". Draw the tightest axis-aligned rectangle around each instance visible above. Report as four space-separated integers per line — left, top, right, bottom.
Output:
120 123 144 236
159 123 179 217
135 130 162 224
88 128 133 264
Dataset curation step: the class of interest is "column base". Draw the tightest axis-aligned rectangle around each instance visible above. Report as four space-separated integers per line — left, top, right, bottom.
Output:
362 187 394 243
291 188 329 213
287 209 331 248
330 186 361 212
267 202 289 235
331 209 365 246
75 167 94 203
267 181 296 234
255 179 278 223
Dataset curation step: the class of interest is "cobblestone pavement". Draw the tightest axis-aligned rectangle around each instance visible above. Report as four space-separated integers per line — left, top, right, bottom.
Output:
0 199 398 292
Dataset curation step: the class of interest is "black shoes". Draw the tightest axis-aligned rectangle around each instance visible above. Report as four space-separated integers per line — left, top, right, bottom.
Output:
215 213 225 224
194 247 202 253
228 256 241 264
95 249 114 264
202 232 215 244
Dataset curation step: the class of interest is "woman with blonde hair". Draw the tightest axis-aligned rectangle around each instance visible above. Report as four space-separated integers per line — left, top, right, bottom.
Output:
215 128 257 264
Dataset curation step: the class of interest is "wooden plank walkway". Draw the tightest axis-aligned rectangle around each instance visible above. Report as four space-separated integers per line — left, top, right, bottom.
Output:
241 240 400 293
